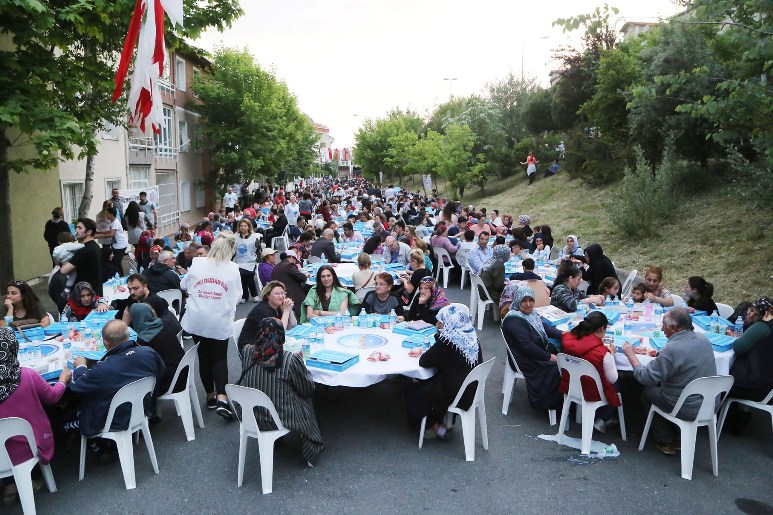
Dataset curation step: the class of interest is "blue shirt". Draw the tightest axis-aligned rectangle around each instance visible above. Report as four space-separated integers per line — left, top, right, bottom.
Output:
468 246 492 275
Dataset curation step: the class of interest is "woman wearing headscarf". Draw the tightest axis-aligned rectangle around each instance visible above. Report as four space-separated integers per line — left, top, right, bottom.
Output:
557 235 585 263
129 303 184 394
581 243 617 295
0 328 70 506
405 304 482 439
501 287 564 412
236 318 323 466
518 215 533 238
406 277 450 325
480 244 511 305
61 282 111 322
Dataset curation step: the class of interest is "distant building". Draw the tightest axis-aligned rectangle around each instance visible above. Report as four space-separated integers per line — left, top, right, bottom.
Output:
619 20 656 41
548 69 563 87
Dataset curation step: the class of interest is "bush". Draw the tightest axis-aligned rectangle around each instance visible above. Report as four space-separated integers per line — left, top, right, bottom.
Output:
608 141 687 237
726 146 773 209
562 128 630 185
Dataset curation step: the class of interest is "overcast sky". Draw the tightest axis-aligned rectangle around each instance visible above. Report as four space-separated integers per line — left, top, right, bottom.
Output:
196 0 682 148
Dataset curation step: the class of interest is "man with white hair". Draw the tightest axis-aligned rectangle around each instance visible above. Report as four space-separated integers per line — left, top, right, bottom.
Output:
383 236 411 265
309 228 340 262
145 249 182 293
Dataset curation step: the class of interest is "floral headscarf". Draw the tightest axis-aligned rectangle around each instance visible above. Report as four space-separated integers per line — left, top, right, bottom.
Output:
519 215 531 227
437 304 480 366
0 328 21 403
481 244 511 274
251 318 285 369
504 286 548 344
420 276 450 311
752 296 773 314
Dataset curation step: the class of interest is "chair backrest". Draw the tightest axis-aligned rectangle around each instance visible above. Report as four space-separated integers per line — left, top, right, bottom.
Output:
162 343 199 396
556 353 605 401
671 294 687 308
549 246 560 260
577 280 590 294
232 318 247 348
449 358 496 410
225 384 287 434
500 327 525 375
273 236 289 253
620 269 638 299
0 417 38 475
157 289 183 311
456 247 471 268
355 287 374 302
102 376 156 434
432 247 452 266
255 272 264 293
307 255 322 264
671 375 735 422
526 279 551 308
471 273 494 303
716 303 733 319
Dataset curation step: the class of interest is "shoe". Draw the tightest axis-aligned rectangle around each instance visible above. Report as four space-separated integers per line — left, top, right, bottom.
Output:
423 428 437 440
206 397 217 410
655 441 676 456
252 296 260 302
239 298 247 304
216 400 234 420
593 418 607 434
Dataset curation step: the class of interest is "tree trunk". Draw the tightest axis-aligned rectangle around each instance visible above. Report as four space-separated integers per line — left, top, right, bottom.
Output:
78 133 97 218
0 135 14 285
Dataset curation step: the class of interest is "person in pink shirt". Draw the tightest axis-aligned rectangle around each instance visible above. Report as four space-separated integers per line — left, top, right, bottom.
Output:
470 215 494 236
0 328 70 504
429 223 460 260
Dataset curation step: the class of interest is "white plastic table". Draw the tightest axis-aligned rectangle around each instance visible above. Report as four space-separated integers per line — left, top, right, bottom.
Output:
296 325 435 387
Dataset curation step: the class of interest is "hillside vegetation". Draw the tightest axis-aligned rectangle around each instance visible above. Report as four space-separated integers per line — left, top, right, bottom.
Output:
453 171 772 305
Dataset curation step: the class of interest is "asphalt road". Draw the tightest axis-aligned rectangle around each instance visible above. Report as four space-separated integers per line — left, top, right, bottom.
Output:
19 280 773 514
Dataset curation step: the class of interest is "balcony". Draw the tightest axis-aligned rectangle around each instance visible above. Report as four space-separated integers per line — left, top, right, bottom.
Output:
128 137 154 165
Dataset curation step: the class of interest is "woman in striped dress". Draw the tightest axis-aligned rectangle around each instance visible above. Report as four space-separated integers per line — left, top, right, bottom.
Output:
237 318 323 466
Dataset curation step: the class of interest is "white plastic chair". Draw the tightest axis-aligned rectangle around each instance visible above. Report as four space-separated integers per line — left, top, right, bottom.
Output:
549 246 560 260
716 303 733 319
469 273 500 330
158 344 205 442
255 272 264 294
156 289 183 313
79 376 159 490
456 247 472 289
556 353 627 455
621 269 638 299
638 375 734 480
355 287 374 303
432 247 456 289
499 329 555 424
306 255 322 264
718 387 773 438
0 417 57 515
418 358 496 461
671 294 687 308
225 384 290 494
231 318 247 356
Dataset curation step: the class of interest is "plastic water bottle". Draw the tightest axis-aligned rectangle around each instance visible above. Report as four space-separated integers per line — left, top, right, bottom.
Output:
302 337 311 360
734 316 744 338
624 314 632 334
359 308 366 328
335 313 343 331
343 314 351 328
129 266 136 276
654 303 663 316
389 309 397 329
422 335 432 352
626 297 634 312
711 310 720 334
83 326 93 346
321 253 327 264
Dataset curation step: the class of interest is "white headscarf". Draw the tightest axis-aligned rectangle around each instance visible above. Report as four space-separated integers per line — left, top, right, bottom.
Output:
436 304 480 366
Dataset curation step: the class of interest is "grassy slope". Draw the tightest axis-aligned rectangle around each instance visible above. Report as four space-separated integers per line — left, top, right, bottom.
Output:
453 171 772 305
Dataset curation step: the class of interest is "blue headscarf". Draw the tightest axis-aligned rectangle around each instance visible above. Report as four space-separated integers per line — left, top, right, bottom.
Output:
436 304 479 366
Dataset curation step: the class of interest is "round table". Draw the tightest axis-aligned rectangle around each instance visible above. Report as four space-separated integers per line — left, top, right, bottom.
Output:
293 325 435 387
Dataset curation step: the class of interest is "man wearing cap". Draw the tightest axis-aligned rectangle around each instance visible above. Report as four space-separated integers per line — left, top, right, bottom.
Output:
258 248 277 289
271 250 308 318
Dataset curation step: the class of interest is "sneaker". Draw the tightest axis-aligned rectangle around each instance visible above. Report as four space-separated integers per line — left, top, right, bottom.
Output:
216 400 234 421
252 296 260 302
655 441 676 456
423 428 438 440
593 418 607 434
206 397 217 410
239 298 247 304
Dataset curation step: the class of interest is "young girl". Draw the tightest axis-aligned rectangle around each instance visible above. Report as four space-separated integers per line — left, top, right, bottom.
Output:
599 277 623 302
684 276 719 314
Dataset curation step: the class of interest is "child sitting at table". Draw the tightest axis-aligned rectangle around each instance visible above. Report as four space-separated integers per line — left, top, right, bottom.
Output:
629 282 647 303
52 231 84 296
599 276 623 302
509 258 541 281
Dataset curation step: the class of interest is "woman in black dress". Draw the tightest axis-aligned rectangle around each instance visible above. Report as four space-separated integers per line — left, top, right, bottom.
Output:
406 277 449 325
44 207 71 266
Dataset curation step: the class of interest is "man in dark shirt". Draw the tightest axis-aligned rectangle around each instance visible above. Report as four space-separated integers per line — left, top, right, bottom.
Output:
119 274 165 325
309 229 340 262
510 258 542 281
59 218 104 296
145 250 181 293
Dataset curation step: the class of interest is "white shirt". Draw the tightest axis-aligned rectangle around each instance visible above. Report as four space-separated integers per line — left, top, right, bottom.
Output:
285 202 300 225
109 218 128 249
234 233 260 271
180 257 242 339
223 192 238 208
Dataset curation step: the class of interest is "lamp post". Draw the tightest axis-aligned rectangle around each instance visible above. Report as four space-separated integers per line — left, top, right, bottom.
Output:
443 77 457 100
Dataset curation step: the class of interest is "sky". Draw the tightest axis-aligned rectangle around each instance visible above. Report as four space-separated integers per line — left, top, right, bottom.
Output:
196 0 682 148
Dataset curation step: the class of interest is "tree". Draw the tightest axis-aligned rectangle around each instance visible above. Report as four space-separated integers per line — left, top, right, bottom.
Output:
523 88 558 134
437 125 486 198
191 47 315 194
353 109 423 184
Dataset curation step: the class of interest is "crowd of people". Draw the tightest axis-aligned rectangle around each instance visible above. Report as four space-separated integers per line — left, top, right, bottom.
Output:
0 176 769 505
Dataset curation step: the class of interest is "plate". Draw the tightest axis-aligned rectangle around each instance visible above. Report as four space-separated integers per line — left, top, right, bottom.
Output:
336 333 388 349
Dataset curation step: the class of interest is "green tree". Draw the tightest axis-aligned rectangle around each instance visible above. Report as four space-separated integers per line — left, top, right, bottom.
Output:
522 88 558 134
353 109 423 184
191 47 315 195
437 124 486 198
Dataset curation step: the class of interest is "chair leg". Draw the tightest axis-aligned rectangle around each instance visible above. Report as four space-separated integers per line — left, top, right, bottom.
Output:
189 383 205 429
478 403 489 451
708 417 720 477
557 396 571 441
176 394 196 441
257 436 277 494
502 371 515 415
549 410 557 426
638 409 655 450
141 422 159 474
580 403 596 455
460 411 476 461
477 302 485 330
41 463 57 493
717 399 734 439
14 464 37 515
79 436 87 481
237 429 248 487
442 267 449 289
418 416 427 449
114 434 137 490
679 424 697 480
617 402 627 441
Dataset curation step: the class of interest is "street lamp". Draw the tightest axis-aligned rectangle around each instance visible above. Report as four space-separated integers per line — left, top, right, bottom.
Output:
521 36 550 81
443 77 457 100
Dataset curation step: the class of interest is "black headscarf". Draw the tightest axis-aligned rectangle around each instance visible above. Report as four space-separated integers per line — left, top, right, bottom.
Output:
583 243 617 295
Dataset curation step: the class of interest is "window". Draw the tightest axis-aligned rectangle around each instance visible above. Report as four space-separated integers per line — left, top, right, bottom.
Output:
106 179 122 199
175 57 186 91
62 182 84 223
101 121 121 140
196 184 205 208
178 118 189 152
153 106 174 157
156 171 179 228
180 182 191 212
128 166 150 189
